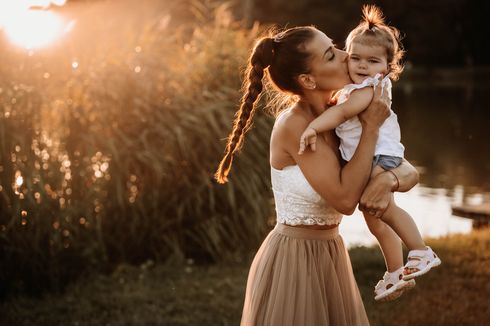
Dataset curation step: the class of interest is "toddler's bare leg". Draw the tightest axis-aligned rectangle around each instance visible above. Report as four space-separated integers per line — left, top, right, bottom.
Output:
363 165 404 272
363 212 404 272
381 195 426 251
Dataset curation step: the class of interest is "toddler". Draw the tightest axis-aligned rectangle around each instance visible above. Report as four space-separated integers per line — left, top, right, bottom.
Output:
298 5 441 302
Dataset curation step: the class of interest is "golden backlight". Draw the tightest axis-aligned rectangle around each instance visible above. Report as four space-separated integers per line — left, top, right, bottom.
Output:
0 0 71 49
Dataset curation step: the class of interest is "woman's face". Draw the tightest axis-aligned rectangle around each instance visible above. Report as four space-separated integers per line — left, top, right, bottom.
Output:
304 31 351 91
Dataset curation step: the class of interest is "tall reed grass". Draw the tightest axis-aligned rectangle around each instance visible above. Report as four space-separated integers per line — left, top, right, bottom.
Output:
0 0 274 295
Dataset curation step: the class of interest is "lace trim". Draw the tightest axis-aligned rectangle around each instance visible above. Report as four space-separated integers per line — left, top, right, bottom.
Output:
277 215 341 226
271 165 343 226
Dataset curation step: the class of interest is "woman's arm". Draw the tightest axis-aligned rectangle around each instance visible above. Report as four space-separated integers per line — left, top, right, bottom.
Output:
281 85 390 215
358 159 420 215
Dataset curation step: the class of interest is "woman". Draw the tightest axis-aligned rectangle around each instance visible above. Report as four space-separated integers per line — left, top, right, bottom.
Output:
215 26 418 325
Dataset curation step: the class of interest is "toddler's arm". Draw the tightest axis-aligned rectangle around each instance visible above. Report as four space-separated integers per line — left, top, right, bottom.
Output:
298 87 374 154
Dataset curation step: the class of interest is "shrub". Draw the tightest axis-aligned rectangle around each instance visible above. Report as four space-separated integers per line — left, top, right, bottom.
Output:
0 0 273 296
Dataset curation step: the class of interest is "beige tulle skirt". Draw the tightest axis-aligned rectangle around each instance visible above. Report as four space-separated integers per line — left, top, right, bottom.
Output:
241 223 369 326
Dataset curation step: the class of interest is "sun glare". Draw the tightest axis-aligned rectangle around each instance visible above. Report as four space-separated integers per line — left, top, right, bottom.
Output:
0 0 70 49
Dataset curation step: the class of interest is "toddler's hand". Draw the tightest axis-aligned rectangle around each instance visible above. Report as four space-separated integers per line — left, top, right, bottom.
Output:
298 127 318 155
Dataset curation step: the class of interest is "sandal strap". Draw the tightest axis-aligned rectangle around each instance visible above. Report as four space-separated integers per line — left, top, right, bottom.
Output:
407 254 424 260
405 247 439 270
405 259 424 269
407 247 432 259
374 272 396 292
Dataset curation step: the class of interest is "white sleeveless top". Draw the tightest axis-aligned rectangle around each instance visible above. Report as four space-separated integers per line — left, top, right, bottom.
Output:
271 165 343 226
335 74 405 161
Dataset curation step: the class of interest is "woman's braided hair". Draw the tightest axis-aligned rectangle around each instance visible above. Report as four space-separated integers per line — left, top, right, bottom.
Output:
215 26 317 184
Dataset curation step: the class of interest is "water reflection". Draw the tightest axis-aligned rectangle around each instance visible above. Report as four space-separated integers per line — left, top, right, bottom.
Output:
398 80 490 191
341 79 490 247
341 186 474 248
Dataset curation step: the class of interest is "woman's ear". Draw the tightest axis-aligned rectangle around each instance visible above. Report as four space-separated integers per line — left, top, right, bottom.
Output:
298 74 317 90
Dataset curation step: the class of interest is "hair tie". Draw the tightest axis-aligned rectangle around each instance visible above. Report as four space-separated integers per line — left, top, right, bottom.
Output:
368 21 376 31
272 30 287 43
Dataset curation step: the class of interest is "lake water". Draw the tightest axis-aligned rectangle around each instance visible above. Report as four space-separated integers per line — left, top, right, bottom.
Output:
341 75 490 248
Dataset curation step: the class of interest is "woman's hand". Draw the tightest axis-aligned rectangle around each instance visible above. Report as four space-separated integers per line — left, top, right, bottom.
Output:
359 160 420 216
358 171 395 217
358 81 391 131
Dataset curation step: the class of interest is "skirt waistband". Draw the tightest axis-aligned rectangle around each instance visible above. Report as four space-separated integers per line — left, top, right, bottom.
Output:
273 223 339 240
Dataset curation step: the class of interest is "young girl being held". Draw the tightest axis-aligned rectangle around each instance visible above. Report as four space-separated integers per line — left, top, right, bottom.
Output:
298 5 441 302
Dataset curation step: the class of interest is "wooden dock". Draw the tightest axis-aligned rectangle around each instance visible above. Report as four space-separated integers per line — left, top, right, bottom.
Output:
452 203 490 228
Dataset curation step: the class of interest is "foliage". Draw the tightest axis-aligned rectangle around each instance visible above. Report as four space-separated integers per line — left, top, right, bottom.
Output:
0 0 274 296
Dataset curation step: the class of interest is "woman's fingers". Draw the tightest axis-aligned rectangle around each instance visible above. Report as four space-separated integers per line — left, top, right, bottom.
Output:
359 203 387 218
375 77 391 111
373 79 383 97
358 82 391 130
359 172 393 216
373 84 390 119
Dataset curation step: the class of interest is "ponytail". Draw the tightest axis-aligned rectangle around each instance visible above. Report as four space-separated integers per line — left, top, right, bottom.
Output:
362 4 385 31
215 26 317 183
214 37 274 184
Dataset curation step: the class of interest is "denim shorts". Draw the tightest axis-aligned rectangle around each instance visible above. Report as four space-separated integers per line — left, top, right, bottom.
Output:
373 154 403 170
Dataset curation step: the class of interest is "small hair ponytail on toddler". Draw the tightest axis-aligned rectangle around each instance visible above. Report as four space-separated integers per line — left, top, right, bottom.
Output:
362 4 385 31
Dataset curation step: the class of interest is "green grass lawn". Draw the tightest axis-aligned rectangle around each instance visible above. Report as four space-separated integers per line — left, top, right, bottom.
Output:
1 229 489 326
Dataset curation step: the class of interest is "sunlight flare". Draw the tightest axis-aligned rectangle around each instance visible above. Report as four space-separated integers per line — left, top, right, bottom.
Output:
0 0 71 49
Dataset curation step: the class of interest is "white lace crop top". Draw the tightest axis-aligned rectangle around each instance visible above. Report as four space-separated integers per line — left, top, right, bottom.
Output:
271 165 343 226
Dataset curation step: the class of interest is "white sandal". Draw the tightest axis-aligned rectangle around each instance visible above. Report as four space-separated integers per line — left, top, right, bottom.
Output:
402 246 441 281
374 268 416 302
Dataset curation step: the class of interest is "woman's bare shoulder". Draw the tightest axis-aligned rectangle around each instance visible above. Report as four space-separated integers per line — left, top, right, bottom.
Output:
270 107 311 166
273 107 311 138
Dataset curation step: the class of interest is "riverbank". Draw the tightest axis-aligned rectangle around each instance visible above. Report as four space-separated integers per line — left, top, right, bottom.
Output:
1 228 488 325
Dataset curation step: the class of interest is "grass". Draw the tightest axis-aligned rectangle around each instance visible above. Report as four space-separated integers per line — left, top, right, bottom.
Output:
353 228 490 325
1 228 489 326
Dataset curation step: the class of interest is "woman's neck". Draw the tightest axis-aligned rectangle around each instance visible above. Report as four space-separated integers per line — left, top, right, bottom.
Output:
298 90 334 117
